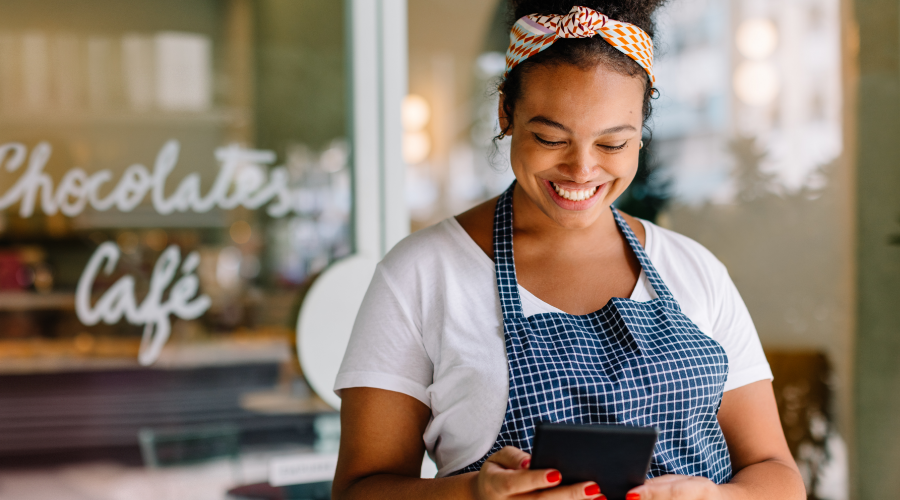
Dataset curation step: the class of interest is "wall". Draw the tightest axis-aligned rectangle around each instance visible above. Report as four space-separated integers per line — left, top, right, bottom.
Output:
657 1 857 477
853 0 900 497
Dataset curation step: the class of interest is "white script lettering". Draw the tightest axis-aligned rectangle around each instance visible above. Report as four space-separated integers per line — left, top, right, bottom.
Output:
0 140 298 218
75 242 212 366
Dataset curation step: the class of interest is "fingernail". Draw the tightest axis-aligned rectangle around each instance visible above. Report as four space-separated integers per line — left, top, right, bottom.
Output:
584 484 600 495
546 470 561 483
626 493 640 500
521 458 531 469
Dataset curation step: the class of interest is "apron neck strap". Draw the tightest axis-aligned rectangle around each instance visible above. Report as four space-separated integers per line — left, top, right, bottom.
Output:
609 206 675 301
493 182 525 318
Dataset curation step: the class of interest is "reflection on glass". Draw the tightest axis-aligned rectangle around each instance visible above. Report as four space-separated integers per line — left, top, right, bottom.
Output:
0 0 348 493
735 18 778 60
405 0 516 229
734 60 779 106
652 0 849 497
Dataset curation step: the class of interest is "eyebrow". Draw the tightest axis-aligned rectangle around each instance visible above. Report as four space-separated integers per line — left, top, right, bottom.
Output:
527 115 637 136
528 116 572 133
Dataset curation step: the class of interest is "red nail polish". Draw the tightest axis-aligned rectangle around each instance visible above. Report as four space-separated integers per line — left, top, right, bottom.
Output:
584 484 600 495
521 458 531 469
626 493 640 500
546 470 561 483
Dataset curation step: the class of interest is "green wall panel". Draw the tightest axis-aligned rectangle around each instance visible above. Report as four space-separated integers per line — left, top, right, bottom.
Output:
854 0 900 497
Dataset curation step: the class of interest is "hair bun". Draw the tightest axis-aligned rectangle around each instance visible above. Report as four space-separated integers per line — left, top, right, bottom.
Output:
508 0 667 38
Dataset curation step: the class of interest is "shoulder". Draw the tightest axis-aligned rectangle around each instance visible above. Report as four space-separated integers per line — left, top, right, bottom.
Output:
381 219 459 269
454 196 498 260
365 220 468 332
379 215 491 287
638 219 731 303
641 219 726 274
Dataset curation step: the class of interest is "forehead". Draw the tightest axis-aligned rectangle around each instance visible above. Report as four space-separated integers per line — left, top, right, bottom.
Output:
516 63 645 130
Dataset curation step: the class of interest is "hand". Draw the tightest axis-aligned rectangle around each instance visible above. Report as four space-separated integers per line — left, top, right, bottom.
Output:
473 446 604 500
626 474 723 500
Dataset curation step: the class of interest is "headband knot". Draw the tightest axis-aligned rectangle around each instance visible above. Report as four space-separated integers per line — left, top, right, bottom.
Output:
554 6 607 38
503 6 655 84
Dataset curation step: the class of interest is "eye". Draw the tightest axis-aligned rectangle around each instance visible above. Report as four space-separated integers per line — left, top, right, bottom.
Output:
600 141 628 151
533 134 565 147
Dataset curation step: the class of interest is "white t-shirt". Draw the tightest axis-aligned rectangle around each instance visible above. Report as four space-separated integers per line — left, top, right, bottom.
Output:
335 216 772 477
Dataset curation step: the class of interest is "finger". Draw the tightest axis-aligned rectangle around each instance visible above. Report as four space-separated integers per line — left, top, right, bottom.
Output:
626 486 650 500
486 446 532 470
630 476 709 500
628 474 683 500
627 484 658 500
517 481 604 500
629 480 662 500
643 474 689 484
486 466 563 496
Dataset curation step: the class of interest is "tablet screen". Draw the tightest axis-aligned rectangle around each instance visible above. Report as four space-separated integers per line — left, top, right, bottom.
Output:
530 422 658 500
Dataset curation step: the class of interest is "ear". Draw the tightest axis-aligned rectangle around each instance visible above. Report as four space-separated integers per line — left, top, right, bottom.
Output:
497 93 511 135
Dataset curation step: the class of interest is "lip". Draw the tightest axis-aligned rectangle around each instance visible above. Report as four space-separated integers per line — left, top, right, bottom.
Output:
542 179 607 211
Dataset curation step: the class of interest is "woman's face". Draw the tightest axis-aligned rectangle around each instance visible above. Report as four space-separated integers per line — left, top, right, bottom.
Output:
502 63 645 230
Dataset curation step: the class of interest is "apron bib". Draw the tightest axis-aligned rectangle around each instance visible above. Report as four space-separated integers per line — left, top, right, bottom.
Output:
456 182 732 483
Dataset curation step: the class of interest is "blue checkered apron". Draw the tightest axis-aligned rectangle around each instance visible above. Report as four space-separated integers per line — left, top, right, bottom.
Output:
455 182 732 483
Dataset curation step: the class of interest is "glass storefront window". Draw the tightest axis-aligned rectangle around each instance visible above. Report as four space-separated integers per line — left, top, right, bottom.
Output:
0 0 353 494
642 0 850 497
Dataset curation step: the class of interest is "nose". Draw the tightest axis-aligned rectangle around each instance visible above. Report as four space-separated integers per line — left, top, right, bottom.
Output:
559 143 598 183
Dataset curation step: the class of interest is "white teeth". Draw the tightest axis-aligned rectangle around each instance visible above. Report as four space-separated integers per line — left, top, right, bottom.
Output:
552 182 597 202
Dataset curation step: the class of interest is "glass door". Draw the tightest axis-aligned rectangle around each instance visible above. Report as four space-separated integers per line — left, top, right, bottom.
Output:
0 0 404 496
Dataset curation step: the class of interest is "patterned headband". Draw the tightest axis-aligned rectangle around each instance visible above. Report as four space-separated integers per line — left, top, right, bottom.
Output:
503 6 656 84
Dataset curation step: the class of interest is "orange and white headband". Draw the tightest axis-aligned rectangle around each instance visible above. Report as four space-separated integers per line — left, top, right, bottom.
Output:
503 6 656 84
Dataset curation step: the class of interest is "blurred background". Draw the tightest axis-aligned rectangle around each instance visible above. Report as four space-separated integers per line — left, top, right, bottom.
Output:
0 0 896 499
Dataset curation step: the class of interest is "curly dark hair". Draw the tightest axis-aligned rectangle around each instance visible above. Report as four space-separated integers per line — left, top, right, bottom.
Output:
498 0 667 140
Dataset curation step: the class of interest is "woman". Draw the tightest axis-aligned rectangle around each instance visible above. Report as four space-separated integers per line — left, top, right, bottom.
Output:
332 1 806 499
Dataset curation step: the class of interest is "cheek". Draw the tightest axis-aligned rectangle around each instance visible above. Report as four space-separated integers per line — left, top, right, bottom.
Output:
509 136 554 175
606 152 641 194
614 153 640 178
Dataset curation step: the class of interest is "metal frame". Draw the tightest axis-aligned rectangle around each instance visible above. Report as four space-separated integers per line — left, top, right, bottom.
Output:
346 0 408 258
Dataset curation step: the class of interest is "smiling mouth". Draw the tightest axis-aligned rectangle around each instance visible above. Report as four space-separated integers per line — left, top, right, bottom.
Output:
550 181 599 202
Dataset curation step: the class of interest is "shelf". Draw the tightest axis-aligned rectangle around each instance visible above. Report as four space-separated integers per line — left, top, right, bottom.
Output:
240 390 335 415
0 292 75 311
0 334 292 374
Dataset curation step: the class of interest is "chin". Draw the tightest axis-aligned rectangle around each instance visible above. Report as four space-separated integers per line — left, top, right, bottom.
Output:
544 203 606 229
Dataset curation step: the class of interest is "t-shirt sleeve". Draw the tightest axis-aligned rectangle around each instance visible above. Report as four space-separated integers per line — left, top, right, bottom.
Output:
333 263 433 406
711 263 773 392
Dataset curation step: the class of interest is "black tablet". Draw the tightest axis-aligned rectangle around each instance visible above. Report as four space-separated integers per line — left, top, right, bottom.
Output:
530 422 658 500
